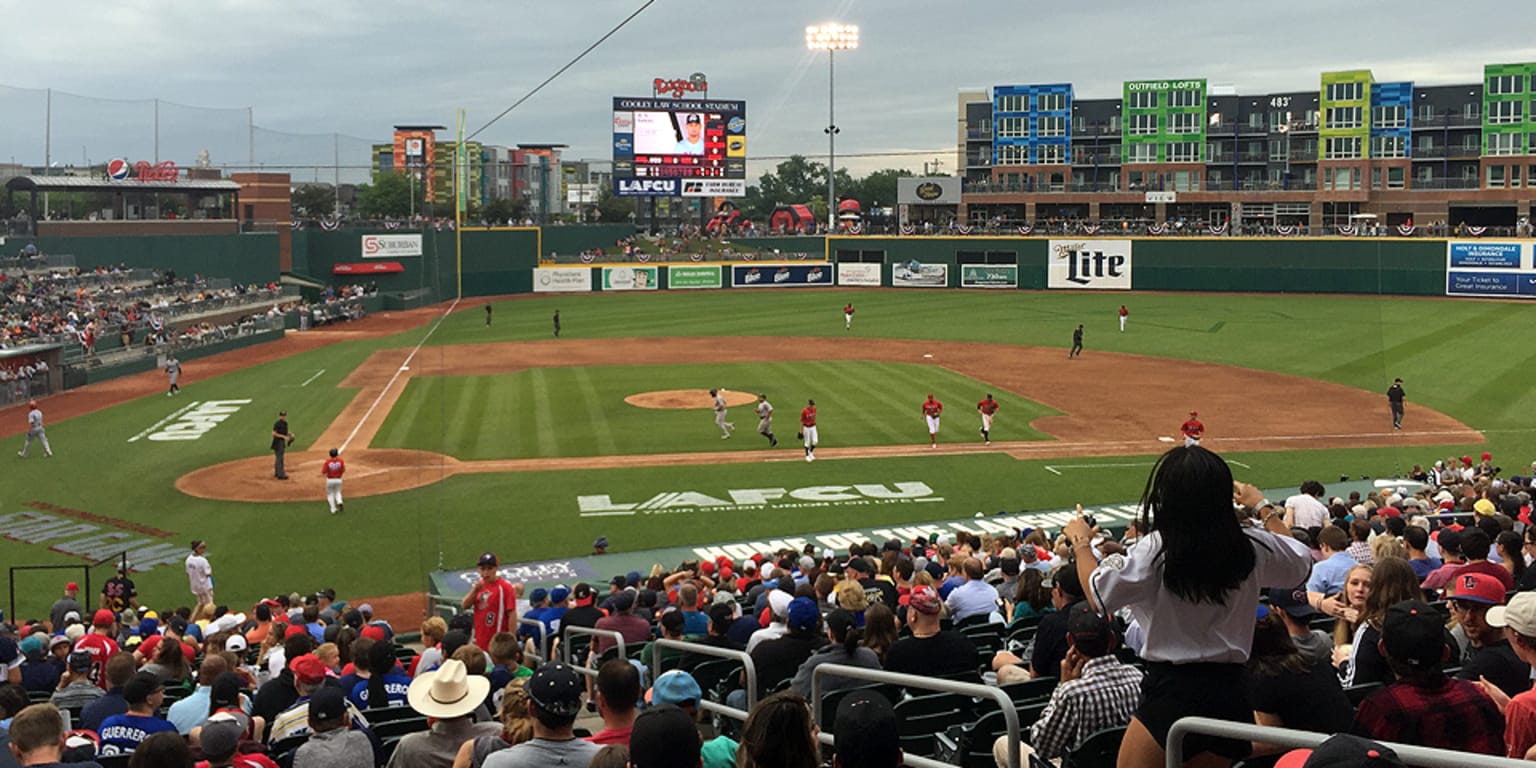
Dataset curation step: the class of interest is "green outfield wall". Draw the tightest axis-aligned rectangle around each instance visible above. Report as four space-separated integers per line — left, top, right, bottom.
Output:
12 233 280 286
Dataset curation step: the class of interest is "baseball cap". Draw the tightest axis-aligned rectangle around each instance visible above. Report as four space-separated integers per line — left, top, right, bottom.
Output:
630 705 701 768
593 536 609 550
626 570 642 587
65 581 78 592
550 586 570 604
1488 592 1536 636
62 611 80 625
1265 585 1320 619
1189 409 1198 416
284 623 309 639
1274 733 1406 768
835 691 900 768
611 590 636 612
478 552 499 568
360 625 388 642
1380 599 1448 670
91 609 115 628
1448 572 1506 605
19 635 44 658
787 597 820 632
610 574 628 588
846 557 874 575
767 590 793 618
309 685 348 723
225 634 248 653
650 670 702 706
909 587 941 615
529 588 549 605
573 583 595 607
198 716 243 760
289 653 328 685
1065 602 1115 656
526 662 584 717
67 651 92 673
685 114 701 124
1474 498 1497 517
124 670 165 704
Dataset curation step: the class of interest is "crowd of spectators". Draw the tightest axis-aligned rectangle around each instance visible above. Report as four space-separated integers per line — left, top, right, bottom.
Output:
0 358 49 405
6 446 1536 767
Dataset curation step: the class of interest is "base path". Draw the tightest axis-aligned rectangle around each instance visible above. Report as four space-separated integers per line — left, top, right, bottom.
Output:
176 336 1482 502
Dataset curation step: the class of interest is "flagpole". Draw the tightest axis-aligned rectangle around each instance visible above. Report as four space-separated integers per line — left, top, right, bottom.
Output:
455 108 465 300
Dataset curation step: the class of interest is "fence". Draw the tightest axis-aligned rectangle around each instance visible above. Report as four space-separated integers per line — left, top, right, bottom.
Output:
560 626 627 679
1165 717 1528 768
9 551 128 624
650 639 759 723
517 617 550 666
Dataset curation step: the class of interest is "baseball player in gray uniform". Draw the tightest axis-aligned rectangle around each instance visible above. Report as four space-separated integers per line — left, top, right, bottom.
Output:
18 400 52 458
755 393 777 447
165 356 182 396
710 388 734 439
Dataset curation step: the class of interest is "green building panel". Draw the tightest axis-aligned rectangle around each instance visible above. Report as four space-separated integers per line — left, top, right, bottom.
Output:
1120 78 1207 163
1319 70 1373 158
1483 63 1536 156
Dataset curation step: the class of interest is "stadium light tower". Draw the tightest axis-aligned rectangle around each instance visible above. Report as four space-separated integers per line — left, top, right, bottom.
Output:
806 22 858 232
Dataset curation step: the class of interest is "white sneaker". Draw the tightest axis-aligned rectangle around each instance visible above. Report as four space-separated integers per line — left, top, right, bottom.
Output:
17 451 24 458
805 454 814 462
721 434 731 439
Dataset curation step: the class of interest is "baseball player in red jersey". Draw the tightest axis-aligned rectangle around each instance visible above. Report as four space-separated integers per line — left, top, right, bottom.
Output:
1180 410 1205 447
922 394 944 447
800 399 818 462
843 303 855 331
1119 304 1129 332
977 393 1000 444
462 552 520 649
322 448 345 515
74 609 121 689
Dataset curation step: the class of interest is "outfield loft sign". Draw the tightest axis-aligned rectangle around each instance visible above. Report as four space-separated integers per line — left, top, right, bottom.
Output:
578 481 943 517
361 234 423 259
533 268 592 293
127 399 253 443
1048 239 1132 290
667 265 721 289
960 265 1018 288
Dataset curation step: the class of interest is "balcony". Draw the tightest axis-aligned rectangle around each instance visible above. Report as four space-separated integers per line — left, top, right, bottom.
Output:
966 155 991 168
1403 178 1483 190
1412 147 1484 159
1071 153 1123 166
966 128 993 139
1411 114 1483 128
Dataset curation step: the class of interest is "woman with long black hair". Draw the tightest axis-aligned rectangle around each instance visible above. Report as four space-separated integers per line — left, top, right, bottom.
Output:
1065 445 1311 768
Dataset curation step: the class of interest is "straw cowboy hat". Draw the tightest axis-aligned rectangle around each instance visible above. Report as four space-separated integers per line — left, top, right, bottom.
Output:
406 659 490 719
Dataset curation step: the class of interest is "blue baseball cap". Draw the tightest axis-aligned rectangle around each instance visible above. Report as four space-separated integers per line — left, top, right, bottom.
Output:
529 588 549 605
787 597 820 632
550 586 570 604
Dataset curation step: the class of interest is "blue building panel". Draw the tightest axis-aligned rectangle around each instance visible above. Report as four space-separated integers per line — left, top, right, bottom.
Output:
992 84 1074 165
1370 81 1413 158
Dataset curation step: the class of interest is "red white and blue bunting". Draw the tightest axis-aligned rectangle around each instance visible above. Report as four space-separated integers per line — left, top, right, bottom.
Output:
846 222 862 234
899 224 916 236
1337 224 1357 237
955 224 973 235
689 253 704 262
635 253 651 263
383 221 401 230
1396 225 1416 236
578 253 596 264
1016 224 1033 236
319 219 341 231
1274 224 1296 237
1208 222 1228 236
1146 223 1168 236
1466 225 1488 237
290 220 303 230
742 252 755 261
1080 223 1101 235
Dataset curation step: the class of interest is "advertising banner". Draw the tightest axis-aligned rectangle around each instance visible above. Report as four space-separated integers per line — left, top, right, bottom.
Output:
731 264 834 288
1047 239 1133 290
836 262 881 287
614 178 680 197
960 264 1018 288
1447 241 1524 269
680 179 747 197
333 262 404 275
533 268 592 293
667 265 722 289
896 177 962 205
1446 271 1536 297
892 260 948 288
361 234 422 258
602 267 658 291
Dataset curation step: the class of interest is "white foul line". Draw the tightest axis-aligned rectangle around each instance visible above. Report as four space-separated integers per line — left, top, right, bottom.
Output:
300 369 326 387
127 401 202 443
1043 466 1062 476
339 298 461 453
1229 460 1252 469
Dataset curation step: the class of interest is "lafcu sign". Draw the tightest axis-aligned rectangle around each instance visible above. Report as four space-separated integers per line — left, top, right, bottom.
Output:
1048 239 1133 290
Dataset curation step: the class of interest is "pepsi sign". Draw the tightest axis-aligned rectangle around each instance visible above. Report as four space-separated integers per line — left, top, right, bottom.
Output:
615 178 680 196
107 158 131 181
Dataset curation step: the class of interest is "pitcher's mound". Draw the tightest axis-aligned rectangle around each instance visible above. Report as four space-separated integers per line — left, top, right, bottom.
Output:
626 389 758 409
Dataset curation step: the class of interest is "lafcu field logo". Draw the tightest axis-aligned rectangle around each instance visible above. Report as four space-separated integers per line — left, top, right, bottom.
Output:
1048 239 1133 290
578 481 943 517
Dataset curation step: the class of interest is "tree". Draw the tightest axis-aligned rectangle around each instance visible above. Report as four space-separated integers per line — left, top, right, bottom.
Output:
291 185 335 218
757 155 826 208
855 168 914 210
480 197 526 226
355 172 414 219
594 189 635 223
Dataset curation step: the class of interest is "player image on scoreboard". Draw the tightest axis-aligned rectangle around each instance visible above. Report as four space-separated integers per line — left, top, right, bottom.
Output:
634 111 707 156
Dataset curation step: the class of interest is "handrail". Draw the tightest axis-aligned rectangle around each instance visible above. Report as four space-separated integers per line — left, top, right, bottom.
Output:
1165 717 1528 768
651 638 758 720
516 617 549 666
810 663 1022 768
560 626 625 678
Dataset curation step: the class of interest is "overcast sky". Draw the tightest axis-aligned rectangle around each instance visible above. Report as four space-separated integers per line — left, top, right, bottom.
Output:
2 0 1533 182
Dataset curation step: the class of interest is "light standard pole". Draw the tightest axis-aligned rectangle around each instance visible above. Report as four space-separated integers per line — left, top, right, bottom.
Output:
806 22 858 232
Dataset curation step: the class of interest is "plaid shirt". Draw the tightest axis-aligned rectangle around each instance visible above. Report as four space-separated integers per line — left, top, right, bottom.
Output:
1029 656 1143 759
1353 673 1504 756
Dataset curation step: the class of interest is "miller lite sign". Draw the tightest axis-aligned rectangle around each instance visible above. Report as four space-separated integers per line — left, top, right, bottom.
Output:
1048 239 1133 290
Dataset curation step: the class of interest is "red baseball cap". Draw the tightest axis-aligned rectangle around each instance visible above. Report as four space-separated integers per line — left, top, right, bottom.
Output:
288 654 328 685
65 582 79 592
360 625 387 642
1189 409 1198 416
699 560 715 576
1380 506 1401 519
1482 452 1493 461
283 624 309 639
92 609 116 627
1449 572 1506 605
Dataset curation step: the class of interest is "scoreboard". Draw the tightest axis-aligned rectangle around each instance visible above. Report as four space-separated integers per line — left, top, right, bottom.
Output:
612 97 746 196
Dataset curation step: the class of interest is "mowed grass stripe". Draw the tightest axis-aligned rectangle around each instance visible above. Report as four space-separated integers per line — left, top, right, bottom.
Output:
802 360 916 444
529 368 560 456
573 367 619 455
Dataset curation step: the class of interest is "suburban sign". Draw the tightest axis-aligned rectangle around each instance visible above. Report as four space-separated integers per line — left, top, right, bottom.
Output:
1048 239 1133 290
361 234 423 259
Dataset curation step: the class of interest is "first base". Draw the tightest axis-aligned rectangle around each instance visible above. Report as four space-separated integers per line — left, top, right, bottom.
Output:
923 354 933 359
1157 436 1175 443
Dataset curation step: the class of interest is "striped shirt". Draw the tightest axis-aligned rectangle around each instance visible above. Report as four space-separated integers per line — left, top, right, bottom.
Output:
1028 656 1143 759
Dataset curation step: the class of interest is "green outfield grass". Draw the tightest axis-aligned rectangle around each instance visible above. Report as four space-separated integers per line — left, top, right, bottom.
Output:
372 362 1058 459
4 287 1536 621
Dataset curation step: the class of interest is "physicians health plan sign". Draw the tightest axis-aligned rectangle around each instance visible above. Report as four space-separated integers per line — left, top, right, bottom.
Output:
1445 241 1536 298
1048 239 1132 290
836 263 881 287
361 234 422 259
533 268 592 293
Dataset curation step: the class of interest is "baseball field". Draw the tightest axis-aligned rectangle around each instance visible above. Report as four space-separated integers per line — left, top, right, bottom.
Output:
5 286 1532 623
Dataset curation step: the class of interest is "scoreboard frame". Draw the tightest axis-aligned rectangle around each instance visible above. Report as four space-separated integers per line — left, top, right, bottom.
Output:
612 97 746 196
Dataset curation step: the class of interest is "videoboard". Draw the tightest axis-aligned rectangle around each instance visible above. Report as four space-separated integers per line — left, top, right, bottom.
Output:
612 97 746 196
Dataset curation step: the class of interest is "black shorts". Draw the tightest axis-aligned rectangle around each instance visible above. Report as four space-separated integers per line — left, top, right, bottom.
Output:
1137 661 1253 761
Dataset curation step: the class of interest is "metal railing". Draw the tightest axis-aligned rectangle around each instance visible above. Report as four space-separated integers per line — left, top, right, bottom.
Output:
650 638 758 722
560 626 626 678
1165 717 1528 768
517 617 549 666
810 663 1023 768
10 551 128 624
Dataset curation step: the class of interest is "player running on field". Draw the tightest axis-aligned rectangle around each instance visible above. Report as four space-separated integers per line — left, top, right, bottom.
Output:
844 302 855 331
18 400 51 458
922 393 944 448
756 393 777 447
977 393 1000 445
711 388 735 439
1119 305 1128 332
800 399 818 462
322 448 346 515
1180 410 1205 447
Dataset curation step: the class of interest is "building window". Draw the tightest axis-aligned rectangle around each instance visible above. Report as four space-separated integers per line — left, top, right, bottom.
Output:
1167 142 1200 163
1488 75 1525 95
1168 113 1199 134
1487 164 1506 188
996 145 1028 165
1269 138 1289 159
1168 90 1200 108
1372 135 1407 158
1489 100 1524 124
1036 116 1067 137
1371 167 1381 190
1324 136 1361 159
996 117 1027 138
1037 93 1067 112
1128 91 1157 110
1206 142 1223 161
1036 144 1066 165
1325 106 1362 129
1387 167 1405 189
1372 105 1406 128
996 94 1026 113
1128 114 1158 135
1072 116 1086 132
1326 82 1363 101
1418 104 1436 122
1465 103 1481 120
1513 165 1523 188
1126 143 1157 164
1488 132 1520 156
